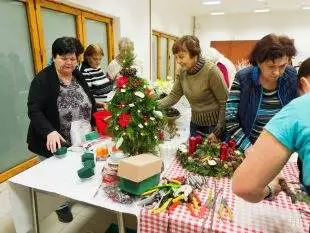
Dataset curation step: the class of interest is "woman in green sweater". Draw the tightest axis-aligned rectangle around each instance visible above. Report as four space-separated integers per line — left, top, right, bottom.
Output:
159 35 228 139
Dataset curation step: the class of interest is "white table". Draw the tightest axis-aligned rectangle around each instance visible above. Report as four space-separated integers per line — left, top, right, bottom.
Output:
9 98 191 233
8 136 188 233
9 151 142 233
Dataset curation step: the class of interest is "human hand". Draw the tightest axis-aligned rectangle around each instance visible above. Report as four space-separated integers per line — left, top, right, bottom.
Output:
268 175 284 197
46 131 66 153
97 102 108 109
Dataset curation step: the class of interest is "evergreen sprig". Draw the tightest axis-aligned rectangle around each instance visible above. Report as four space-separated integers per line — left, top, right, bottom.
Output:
176 140 244 178
108 48 165 155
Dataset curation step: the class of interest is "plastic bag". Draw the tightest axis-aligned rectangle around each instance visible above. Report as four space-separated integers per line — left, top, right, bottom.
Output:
70 119 92 146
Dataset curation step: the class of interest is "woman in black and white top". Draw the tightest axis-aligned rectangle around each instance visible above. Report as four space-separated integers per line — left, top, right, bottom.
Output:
80 44 114 108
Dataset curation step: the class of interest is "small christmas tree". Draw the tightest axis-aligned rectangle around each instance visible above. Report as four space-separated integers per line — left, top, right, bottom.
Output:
107 39 165 155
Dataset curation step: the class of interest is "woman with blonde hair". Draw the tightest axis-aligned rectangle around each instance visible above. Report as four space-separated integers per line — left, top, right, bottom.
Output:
107 37 138 80
80 44 113 107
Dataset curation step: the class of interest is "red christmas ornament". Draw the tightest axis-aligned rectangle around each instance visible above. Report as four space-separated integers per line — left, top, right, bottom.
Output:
219 142 229 161
116 75 129 89
227 139 237 150
117 113 132 128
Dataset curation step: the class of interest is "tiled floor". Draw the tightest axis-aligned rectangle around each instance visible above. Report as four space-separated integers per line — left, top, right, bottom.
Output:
0 182 137 233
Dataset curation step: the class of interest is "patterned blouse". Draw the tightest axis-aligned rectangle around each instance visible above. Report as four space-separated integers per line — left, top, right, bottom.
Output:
57 77 92 144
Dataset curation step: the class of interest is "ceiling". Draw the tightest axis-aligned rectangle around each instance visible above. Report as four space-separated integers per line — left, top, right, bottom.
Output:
177 0 310 16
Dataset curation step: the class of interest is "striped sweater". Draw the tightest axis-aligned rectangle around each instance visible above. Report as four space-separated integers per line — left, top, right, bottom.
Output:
79 61 113 103
226 78 282 151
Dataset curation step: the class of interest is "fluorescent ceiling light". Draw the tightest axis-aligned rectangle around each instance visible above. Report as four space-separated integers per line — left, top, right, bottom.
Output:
203 0 221 5
210 12 225 15
254 8 270 13
302 6 310 10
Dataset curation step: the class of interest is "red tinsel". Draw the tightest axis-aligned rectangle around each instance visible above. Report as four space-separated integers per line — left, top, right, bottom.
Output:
116 75 129 89
117 113 132 128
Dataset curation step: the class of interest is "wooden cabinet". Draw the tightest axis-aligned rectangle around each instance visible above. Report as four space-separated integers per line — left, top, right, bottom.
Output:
210 40 258 65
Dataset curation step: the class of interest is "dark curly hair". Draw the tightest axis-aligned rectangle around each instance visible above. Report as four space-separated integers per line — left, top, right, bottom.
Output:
52 37 84 58
172 35 201 58
249 34 296 66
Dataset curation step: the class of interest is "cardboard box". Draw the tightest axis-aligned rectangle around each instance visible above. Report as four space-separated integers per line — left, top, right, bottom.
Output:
117 153 162 182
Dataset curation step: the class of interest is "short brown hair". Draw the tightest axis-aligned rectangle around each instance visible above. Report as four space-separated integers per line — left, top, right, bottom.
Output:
84 44 104 59
249 34 296 66
172 35 201 58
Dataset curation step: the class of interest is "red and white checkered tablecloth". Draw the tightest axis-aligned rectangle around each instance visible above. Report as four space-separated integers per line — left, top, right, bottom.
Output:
139 159 310 233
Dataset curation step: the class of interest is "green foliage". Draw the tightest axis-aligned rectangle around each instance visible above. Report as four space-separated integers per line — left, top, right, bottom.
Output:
295 190 310 204
108 48 165 155
117 41 136 68
176 140 244 178
118 50 136 68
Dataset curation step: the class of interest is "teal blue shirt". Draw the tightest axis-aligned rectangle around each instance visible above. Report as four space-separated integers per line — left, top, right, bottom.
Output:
265 93 310 188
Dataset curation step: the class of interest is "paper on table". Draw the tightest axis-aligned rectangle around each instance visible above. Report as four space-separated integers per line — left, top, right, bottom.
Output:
234 197 303 233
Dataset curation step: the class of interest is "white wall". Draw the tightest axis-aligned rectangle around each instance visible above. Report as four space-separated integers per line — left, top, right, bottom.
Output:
151 0 193 36
65 0 194 79
196 11 310 65
66 0 151 78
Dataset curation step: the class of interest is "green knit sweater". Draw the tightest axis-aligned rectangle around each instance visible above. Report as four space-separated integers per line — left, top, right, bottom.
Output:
159 59 228 136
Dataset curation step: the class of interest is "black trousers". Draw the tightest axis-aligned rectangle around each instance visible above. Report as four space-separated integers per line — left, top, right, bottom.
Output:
190 121 215 137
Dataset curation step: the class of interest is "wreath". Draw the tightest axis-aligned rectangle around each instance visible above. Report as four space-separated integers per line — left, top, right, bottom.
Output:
176 138 245 178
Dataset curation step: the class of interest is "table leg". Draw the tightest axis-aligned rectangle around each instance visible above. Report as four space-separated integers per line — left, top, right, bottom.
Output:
30 188 40 233
117 212 125 233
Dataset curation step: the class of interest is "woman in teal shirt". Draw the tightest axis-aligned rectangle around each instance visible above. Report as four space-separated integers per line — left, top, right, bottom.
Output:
232 57 310 202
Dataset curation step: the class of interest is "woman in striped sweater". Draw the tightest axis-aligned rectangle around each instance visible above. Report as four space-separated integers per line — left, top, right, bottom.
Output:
80 44 114 108
225 34 298 152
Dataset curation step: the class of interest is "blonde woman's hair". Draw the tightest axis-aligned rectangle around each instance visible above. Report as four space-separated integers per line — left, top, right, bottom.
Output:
118 37 134 53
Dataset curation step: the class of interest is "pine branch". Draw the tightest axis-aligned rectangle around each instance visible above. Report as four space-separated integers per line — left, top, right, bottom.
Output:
279 179 297 203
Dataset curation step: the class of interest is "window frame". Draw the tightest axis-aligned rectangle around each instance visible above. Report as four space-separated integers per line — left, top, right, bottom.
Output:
152 30 178 80
81 11 114 63
0 0 115 182
31 0 114 69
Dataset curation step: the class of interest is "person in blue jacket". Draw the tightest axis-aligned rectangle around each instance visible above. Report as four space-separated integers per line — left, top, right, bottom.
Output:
225 34 298 151
232 57 310 202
